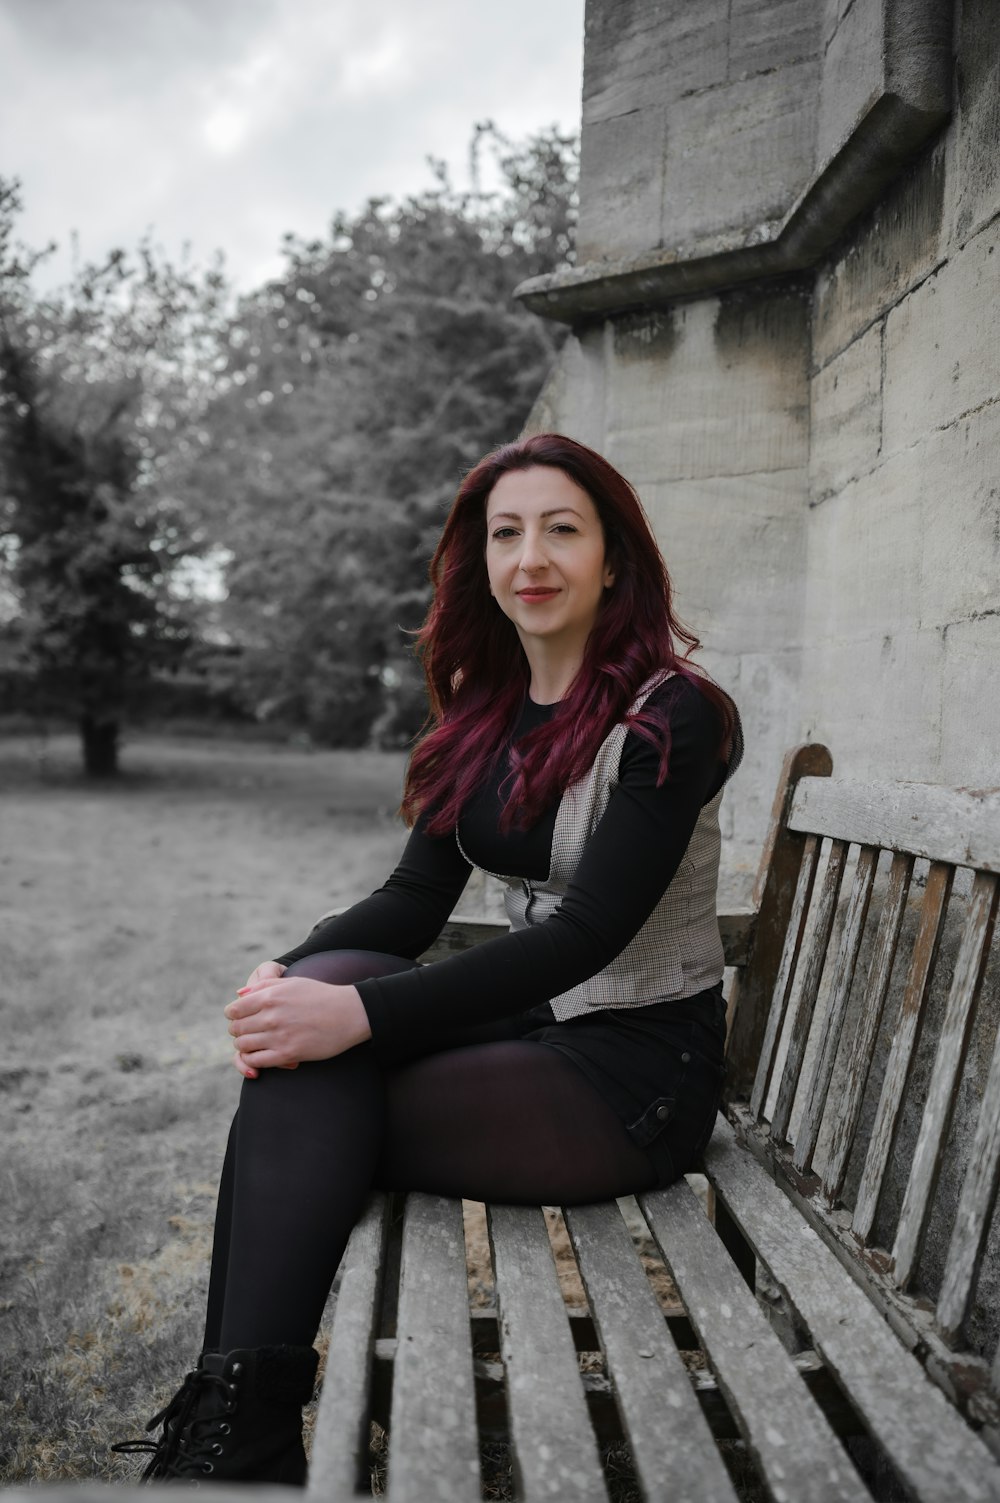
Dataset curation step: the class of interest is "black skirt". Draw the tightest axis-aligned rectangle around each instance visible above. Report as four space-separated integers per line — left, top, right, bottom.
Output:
286 949 727 1191
517 983 727 1188
372 978 728 1191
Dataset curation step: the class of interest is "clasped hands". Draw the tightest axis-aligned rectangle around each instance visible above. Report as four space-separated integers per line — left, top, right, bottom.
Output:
224 961 372 1080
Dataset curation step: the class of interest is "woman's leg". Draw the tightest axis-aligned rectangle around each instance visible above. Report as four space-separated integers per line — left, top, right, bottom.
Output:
204 950 658 1353
375 1040 657 1203
203 950 417 1352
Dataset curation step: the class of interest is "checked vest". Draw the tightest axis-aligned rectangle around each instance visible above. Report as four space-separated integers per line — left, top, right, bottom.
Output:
483 672 737 1022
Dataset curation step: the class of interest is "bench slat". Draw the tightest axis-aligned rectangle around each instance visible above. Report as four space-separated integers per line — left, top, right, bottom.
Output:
750 832 821 1120
564 1200 739 1503
706 1117 1000 1503
639 1177 867 1503
938 993 1000 1343
772 839 848 1143
822 852 913 1205
488 1203 607 1501
388 1194 480 1502
789 778 1000 870
307 1193 389 1501
794 844 879 1174
892 870 1000 1289
852 862 953 1243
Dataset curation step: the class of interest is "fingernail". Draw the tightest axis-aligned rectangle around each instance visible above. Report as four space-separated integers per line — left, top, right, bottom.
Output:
237 987 251 995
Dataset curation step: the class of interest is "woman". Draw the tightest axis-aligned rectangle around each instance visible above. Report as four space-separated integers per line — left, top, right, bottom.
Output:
116 432 741 1484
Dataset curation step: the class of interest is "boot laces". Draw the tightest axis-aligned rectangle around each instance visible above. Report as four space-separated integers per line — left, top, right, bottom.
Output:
112 1365 239 1480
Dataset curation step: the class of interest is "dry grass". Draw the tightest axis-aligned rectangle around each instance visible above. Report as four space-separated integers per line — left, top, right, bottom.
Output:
0 730 407 1484
1 729 760 1498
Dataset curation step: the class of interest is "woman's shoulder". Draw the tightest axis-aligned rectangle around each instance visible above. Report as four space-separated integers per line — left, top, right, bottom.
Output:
623 671 742 779
633 670 722 726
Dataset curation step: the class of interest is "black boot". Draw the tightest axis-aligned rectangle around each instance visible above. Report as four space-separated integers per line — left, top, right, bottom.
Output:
113 1345 319 1484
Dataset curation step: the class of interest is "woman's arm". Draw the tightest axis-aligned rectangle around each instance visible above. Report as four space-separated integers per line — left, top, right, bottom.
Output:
227 821 473 1076
272 817 474 968
358 684 733 1056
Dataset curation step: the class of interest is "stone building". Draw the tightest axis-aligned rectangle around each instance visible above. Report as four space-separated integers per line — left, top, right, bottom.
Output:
510 0 1000 1346
517 0 999 904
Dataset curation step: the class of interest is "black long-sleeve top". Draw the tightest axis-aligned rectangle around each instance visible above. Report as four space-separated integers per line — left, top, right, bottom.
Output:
275 678 737 1057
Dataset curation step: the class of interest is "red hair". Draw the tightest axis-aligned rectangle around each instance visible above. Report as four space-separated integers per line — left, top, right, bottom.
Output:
401 433 736 833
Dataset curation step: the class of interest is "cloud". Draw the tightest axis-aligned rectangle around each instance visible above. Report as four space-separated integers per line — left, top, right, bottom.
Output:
0 0 583 291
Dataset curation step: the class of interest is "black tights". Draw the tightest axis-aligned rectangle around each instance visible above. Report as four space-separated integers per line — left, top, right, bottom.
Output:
203 949 658 1351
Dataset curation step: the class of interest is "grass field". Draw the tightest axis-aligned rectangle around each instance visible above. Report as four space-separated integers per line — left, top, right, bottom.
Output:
1 729 724 1499
0 730 410 1483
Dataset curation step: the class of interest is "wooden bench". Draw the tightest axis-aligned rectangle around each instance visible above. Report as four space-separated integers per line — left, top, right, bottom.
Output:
303 745 1000 1502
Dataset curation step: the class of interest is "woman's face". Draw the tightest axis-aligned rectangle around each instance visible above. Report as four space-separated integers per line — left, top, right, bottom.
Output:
484 465 614 662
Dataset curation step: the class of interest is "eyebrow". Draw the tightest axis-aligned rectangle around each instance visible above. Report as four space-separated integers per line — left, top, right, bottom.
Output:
487 508 585 522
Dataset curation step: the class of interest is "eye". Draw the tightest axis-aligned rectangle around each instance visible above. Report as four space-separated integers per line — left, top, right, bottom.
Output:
490 526 519 540
551 523 578 534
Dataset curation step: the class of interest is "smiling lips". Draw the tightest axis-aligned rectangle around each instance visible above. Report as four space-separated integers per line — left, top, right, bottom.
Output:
517 587 560 601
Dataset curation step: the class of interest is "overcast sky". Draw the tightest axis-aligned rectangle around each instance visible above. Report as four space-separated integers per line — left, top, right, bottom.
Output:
0 0 584 293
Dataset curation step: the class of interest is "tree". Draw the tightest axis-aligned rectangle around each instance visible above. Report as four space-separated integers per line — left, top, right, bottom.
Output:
190 124 578 746
0 179 229 774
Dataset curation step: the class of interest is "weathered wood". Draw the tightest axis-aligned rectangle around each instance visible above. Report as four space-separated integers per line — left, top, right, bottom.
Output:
488 1203 606 1501
749 832 821 1120
377 1328 858 1444
470 1301 699 1353
640 1177 867 1503
727 743 834 1099
892 871 1000 1289
938 997 1000 1346
729 1104 1000 1434
564 1200 739 1503
307 1194 389 1501
772 839 849 1144
303 748 1000 1501
788 778 1000 872
794 844 879 1174
387 1194 480 1502
706 1116 1000 1502
852 862 953 1244
418 915 513 962
822 852 913 1205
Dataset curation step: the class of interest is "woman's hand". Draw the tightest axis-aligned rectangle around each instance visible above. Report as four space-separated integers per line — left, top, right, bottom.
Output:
224 976 372 1079
244 959 287 988
230 961 289 1078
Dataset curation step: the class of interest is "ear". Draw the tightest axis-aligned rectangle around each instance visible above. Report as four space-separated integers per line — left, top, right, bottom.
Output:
603 566 615 588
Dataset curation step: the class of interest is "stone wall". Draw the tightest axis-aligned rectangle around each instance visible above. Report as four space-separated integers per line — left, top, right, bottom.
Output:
520 0 996 898
804 9 1000 787
515 0 1000 1362
528 289 812 904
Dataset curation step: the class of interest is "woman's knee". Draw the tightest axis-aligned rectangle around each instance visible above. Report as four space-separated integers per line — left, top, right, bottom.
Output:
284 949 420 987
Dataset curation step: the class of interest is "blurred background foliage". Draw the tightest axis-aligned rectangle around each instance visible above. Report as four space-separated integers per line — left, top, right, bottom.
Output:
0 123 577 773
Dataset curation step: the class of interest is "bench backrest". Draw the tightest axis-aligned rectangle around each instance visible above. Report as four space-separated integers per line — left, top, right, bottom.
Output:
725 744 1000 1403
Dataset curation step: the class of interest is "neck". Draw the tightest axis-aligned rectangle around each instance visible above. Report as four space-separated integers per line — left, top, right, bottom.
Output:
522 640 585 706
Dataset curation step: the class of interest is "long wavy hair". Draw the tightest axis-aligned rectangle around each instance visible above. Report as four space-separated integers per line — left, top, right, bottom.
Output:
401 433 736 833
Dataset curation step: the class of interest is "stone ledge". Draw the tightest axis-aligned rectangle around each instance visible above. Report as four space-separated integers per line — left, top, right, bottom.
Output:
518 0 953 325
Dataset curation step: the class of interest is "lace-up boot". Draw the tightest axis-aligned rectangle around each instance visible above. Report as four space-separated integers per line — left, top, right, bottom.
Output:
114 1344 319 1484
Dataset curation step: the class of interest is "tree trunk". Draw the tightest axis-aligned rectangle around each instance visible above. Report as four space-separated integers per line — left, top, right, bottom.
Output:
80 714 120 777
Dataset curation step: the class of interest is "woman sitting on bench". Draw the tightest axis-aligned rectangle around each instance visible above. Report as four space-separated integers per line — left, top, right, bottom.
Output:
116 432 742 1484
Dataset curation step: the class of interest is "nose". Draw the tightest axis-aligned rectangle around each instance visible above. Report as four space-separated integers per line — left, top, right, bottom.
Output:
517 526 549 574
